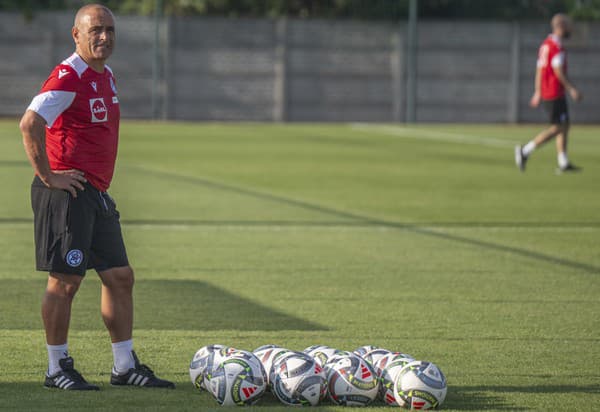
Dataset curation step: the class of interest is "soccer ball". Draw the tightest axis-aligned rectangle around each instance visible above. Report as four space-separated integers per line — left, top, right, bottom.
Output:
253 344 289 386
303 345 345 367
394 361 447 410
361 347 392 368
353 345 379 358
325 353 379 406
206 349 267 406
189 344 234 390
269 350 313 388
373 352 414 376
270 352 327 406
377 353 416 405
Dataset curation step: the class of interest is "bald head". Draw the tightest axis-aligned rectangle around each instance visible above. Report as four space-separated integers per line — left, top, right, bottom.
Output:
72 4 116 72
551 13 572 39
74 4 114 28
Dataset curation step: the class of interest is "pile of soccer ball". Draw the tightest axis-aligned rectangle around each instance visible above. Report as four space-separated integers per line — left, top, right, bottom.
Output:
189 344 447 409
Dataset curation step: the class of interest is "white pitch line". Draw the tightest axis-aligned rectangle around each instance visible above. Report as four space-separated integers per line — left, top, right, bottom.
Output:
121 223 599 234
0 220 597 233
349 123 518 148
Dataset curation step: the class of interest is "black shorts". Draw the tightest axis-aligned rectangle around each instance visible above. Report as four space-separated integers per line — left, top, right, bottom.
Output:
31 176 129 276
543 97 569 125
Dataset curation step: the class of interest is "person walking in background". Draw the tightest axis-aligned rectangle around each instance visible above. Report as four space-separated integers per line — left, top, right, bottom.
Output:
19 4 174 390
515 13 582 173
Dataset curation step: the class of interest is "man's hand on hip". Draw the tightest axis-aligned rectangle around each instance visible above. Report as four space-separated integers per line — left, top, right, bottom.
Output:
44 170 87 198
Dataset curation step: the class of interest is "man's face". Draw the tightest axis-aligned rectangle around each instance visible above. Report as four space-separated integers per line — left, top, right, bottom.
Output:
73 8 115 64
555 17 572 39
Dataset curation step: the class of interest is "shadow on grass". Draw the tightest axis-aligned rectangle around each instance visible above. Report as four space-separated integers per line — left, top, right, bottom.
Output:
460 384 600 394
445 384 600 410
128 166 600 275
0 279 327 332
4 382 595 410
0 382 345 411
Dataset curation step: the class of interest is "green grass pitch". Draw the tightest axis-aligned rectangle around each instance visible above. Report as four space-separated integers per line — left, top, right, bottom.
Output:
0 119 599 411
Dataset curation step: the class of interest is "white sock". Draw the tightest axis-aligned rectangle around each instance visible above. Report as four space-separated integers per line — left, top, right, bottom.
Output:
47 343 69 376
112 339 135 374
522 141 536 157
558 152 569 169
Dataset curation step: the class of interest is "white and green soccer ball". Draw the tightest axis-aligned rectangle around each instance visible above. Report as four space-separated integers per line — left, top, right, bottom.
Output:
253 344 289 386
206 349 267 406
373 351 414 376
353 345 380 358
394 361 447 410
376 353 415 405
268 350 312 389
270 352 327 406
189 344 234 390
361 347 393 369
303 345 345 367
325 353 379 406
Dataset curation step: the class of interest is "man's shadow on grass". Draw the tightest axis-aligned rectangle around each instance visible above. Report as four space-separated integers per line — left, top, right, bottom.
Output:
0 278 327 331
131 279 328 331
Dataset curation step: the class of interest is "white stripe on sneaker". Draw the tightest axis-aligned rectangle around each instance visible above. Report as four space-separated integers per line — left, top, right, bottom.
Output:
63 381 74 389
55 376 65 386
127 373 137 384
140 377 148 386
133 375 144 385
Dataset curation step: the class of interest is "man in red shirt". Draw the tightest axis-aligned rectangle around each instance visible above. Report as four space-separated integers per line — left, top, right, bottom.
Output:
515 13 582 173
20 4 174 390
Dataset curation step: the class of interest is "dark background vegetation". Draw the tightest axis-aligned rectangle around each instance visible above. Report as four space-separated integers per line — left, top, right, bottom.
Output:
2 0 600 20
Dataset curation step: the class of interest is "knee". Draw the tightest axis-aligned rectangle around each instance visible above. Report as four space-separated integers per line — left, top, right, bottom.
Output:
552 123 569 135
101 266 135 292
47 273 82 300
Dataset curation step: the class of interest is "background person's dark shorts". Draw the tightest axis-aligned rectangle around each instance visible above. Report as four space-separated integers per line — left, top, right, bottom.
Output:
543 97 569 125
31 176 129 276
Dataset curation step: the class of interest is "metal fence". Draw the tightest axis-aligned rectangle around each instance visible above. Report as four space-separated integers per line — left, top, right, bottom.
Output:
1 12 599 123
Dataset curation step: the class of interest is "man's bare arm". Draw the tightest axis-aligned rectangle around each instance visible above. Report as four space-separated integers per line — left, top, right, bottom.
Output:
553 65 582 102
20 110 87 197
530 67 543 108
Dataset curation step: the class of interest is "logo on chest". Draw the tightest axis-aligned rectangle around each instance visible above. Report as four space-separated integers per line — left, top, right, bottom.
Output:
89 98 108 123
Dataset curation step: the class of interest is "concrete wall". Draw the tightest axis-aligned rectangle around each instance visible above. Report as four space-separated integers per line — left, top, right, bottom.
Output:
1 12 599 123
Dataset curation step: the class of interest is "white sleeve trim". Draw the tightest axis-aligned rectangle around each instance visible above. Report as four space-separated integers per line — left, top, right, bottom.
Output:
551 52 565 69
536 58 545 69
26 90 76 128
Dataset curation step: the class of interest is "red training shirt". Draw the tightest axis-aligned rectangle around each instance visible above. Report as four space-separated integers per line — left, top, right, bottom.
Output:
27 53 120 192
536 34 567 100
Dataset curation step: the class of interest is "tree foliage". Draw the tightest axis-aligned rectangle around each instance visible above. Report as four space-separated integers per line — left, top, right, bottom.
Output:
2 0 600 20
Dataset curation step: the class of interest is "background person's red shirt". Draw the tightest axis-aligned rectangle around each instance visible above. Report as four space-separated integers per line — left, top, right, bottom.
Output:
537 34 567 100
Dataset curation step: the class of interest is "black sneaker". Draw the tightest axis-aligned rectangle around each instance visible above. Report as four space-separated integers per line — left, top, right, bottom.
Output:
44 357 99 390
111 351 175 389
556 163 582 174
515 145 528 172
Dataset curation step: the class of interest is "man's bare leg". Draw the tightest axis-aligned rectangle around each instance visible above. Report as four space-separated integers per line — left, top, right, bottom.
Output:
515 124 564 171
98 265 135 374
43 272 82 375
99 265 174 388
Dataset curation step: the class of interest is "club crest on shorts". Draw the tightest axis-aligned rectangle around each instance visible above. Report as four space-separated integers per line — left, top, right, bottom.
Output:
66 249 83 267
